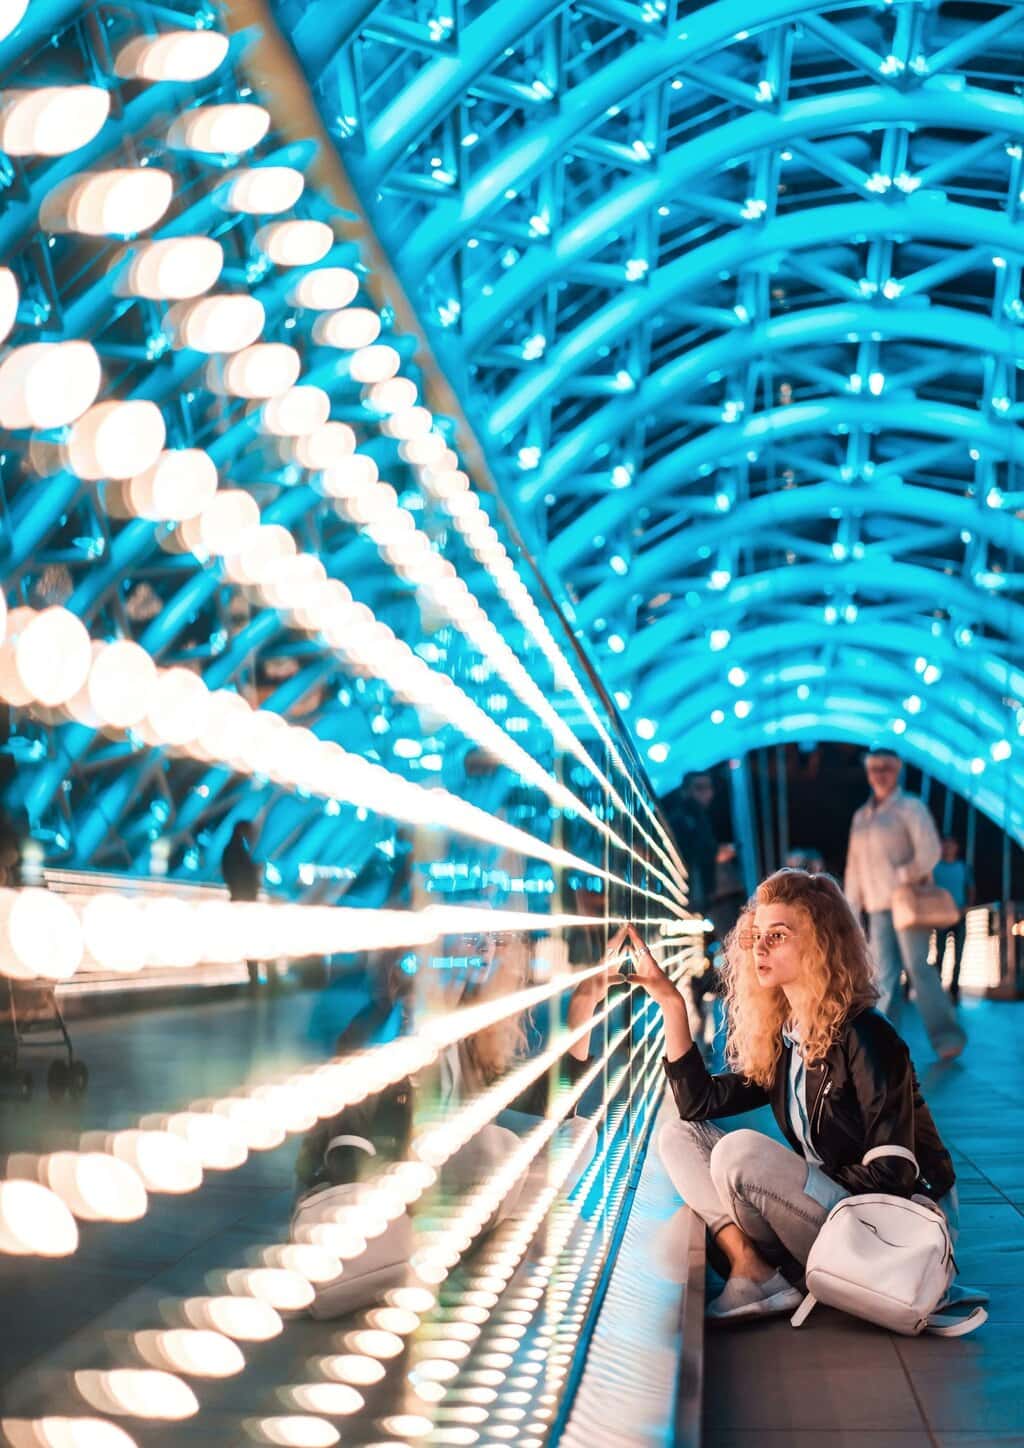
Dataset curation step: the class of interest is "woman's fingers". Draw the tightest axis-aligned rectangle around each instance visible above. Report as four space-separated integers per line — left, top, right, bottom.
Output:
625 923 657 964
603 923 629 966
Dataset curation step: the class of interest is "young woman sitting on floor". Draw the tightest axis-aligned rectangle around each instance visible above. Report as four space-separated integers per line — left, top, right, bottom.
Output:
622 867 958 1323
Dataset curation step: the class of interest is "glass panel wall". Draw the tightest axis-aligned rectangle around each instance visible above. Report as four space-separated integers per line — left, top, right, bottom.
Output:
0 7 697 1442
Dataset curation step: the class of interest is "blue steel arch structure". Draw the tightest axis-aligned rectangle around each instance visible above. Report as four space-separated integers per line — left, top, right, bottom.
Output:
1 0 675 900
275 0 1024 839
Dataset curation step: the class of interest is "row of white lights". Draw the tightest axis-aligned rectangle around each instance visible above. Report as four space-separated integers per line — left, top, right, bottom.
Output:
319 415 684 898
0 21 687 1448
353 1013 670 1444
86 382 674 887
2 968 676 1444
411 1041 667 1444
320 419 685 903
0 30 685 898
349 391 682 880
414 454 680 871
0 884 678 984
0 606 621 882
0 108 686 909
0 940 690 1255
1 1009 667 1447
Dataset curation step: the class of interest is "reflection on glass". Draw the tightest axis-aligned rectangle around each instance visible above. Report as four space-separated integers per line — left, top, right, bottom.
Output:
0 12 694 1435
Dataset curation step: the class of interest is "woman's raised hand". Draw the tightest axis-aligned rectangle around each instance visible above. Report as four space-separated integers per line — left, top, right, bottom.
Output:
621 923 675 1000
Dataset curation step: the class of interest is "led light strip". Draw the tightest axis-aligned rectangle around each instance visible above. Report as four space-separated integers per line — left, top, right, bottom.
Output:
413 454 683 878
424 1044 667 1438
325 447 686 898
10 978 673 1447
0 607 643 887
364 1031 669 1441
287 960 685 1294
0 604 686 916
0 50 685 910
0 885 676 984
367 385 680 875
0 943 690 1255
82 261 660 885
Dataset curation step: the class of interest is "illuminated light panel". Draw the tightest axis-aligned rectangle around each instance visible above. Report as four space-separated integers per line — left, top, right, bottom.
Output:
74 1369 198 1421
0 1422 140 1448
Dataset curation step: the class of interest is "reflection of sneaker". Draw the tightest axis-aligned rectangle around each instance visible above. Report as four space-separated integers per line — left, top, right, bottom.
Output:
706 1272 803 1323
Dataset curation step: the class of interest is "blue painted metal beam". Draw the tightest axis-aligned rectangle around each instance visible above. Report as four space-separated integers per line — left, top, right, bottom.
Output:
528 305 1024 501
575 478 1023 628
551 396 1024 570
447 88 1024 348
619 559 1023 673
494 197 1023 447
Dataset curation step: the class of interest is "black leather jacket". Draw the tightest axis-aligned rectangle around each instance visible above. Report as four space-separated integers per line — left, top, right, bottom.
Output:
664 1007 955 1201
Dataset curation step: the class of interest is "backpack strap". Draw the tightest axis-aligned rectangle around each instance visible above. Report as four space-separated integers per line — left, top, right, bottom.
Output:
861 1144 919 1170
925 1305 988 1337
326 1134 376 1156
790 1292 816 1328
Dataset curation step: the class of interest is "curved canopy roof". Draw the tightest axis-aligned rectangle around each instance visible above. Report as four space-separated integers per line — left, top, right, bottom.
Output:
278 0 1024 838
0 0 669 890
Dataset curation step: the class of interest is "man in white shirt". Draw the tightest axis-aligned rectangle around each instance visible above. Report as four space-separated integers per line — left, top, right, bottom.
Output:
845 748 966 1060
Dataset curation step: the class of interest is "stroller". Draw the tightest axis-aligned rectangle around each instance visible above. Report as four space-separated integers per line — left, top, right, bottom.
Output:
0 976 88 1101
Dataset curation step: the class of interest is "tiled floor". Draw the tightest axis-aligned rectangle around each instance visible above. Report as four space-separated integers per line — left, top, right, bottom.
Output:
704 996 1024 1448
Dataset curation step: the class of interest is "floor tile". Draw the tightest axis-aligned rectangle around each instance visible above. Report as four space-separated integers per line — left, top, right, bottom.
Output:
898 1334 1024 1433
707 1435 933 1448
934 1436 1024 1446
703 1359 927 1432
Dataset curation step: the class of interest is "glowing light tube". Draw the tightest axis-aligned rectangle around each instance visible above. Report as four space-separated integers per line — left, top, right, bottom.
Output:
0 86 110 157
0 943 686 1255
1 613 615 881
321 470 685 907
0 878 691 987
113 31 230 83
33 993 668 1448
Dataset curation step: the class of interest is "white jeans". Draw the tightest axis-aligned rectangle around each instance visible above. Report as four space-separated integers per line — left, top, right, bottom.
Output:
658 1116 845 1265
658 1114 961 1263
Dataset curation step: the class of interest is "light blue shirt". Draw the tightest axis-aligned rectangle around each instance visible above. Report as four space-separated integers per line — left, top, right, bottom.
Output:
782 1025 823 1166
934 859 971 911
782 1026 847 1213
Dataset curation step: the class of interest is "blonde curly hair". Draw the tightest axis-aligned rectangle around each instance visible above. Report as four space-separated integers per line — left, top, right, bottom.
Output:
722 868 878 1087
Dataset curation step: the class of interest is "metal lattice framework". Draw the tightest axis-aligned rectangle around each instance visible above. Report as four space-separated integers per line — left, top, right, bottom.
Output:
279 0 1024 839
0 0 675 895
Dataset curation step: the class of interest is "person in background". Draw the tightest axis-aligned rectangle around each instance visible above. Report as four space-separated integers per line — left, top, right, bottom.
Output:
0 805 25 888
933 836 974 1006
844 748 965 1061
221 819 263 988
663 770 717 913
785 848 825 875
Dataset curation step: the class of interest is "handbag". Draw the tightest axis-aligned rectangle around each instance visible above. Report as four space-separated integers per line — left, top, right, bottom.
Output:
791 1147 987 1338
891 879 960 931
291 1171 415 1320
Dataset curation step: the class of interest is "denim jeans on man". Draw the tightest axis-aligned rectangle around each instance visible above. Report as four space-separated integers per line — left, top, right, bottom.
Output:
868 909 965 1058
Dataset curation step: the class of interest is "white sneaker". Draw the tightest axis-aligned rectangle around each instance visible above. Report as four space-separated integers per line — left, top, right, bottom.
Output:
706 1271 803 1323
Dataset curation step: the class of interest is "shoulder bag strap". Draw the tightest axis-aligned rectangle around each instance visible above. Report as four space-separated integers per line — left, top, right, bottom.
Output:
790 1293 816 1328
861 1144 919 1170
925 1305 988 1337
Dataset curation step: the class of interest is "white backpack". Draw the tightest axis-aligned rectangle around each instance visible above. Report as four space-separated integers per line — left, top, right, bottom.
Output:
792 1148 987 1338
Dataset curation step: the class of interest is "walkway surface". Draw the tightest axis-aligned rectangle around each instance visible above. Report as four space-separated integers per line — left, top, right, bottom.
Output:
704 995 1024 1448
